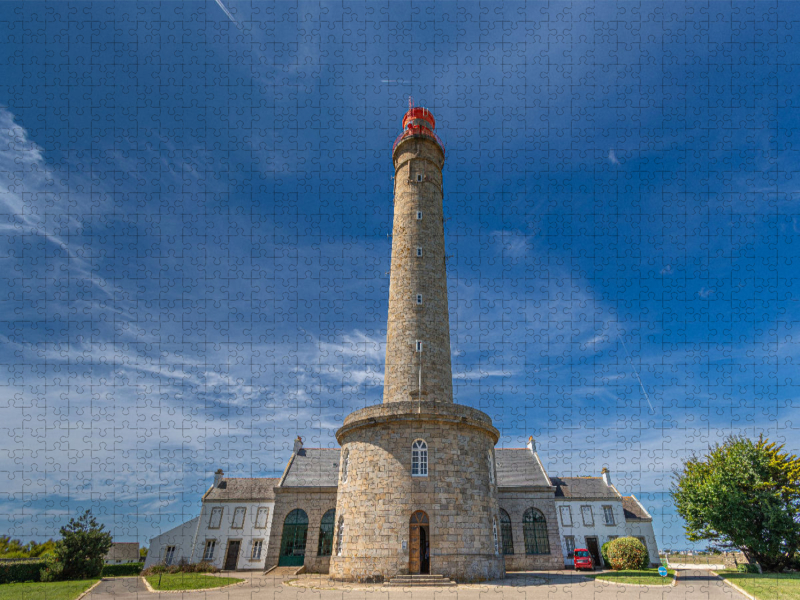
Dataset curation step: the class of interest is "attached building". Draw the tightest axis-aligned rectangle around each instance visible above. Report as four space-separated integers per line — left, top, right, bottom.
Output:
146 437 659 575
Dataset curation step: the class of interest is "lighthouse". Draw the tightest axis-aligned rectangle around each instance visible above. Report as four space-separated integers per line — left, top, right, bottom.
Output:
384 106 453 404
329 105 505 582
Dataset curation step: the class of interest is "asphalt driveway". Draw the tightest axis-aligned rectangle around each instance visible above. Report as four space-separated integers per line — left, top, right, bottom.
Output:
84 569 748 599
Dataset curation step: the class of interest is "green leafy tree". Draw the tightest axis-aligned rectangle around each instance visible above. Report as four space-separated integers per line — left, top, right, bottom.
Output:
672 435 800 572
140 547 148 559
49 509 113 580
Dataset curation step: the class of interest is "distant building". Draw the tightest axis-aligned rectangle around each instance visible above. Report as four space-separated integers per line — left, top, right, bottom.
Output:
104 542 140 564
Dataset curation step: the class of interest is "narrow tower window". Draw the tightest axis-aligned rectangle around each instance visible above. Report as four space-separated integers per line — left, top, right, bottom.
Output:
416 211 423 220
416 247 423 257
336 516 344 556
493 517 500 556
416 174 423 182
416 294 422 305
341 448 349 484
416 340 423 352
488 449 495 485
412 440 428 476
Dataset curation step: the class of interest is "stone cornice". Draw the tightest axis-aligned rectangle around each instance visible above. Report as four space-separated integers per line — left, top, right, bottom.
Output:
337 401 499 444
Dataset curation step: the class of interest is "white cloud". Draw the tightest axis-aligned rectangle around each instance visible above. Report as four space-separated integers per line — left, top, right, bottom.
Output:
608 149 620 164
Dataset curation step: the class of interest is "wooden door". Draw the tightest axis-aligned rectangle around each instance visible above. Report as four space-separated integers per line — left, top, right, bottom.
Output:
224 540 240 570
585 537 601 569
409 511 429 574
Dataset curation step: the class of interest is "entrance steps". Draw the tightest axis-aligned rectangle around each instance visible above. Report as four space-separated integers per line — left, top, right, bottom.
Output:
386 574 457 587
264 566 304 577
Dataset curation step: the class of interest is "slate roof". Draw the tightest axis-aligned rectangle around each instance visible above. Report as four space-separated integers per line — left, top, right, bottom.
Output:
104 542 140 562
204 477 279 502
281 448 341 487
622 495 652 521
495 449 552 487
550 476 621 499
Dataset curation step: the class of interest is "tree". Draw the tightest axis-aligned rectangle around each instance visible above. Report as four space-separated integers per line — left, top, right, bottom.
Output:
672 435 800 572
140 547 148 560
49 510 113 580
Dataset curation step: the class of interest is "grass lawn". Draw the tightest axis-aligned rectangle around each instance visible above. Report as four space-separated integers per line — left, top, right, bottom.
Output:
719 571 800 600
0 579 99 600
588 569 676 586
145 573 243 591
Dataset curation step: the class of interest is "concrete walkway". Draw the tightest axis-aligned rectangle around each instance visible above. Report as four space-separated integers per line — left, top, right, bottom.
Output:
84 569 749 599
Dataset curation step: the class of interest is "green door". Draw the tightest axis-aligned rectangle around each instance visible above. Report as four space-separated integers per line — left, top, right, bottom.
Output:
278 509 309 566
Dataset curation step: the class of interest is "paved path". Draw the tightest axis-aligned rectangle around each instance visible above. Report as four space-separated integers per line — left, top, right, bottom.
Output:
85 569 749 600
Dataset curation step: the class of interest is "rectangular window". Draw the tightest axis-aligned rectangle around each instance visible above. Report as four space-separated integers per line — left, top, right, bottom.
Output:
209 507 223 529
581 505 594 527
416 247 422 257
416 294 422 305
564 536 575 558
203 540 216 561
251 540 263 560
602 505 615 525
255 507 269 529
416 174 423 182
232 507 246 529
559 505 572 527
416 340 422 352
416 211 423 220
164 545 176 565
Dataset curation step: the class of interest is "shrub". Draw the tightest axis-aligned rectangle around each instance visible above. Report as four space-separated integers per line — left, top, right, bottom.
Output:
601 541 611 567
49 509 112 581
737 563 760 573
101 562 144 577
607 537 650 570
0 559 46 584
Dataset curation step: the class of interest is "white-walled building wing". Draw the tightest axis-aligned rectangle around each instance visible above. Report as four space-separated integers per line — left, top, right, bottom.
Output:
144 517 200 569
551 476 627 567
190 476 279 571
622 495 660 566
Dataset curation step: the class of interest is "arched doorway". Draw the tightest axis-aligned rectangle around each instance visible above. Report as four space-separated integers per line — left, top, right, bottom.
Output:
278 509 308 566
409 510 430 574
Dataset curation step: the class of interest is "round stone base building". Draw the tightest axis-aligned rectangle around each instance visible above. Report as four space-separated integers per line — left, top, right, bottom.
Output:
329 402 505 582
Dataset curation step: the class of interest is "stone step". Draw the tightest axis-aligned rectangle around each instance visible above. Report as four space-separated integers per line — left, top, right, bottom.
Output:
386 574 457 587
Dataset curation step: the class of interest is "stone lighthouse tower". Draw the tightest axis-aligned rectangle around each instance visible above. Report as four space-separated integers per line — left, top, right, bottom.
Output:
329 106 504 582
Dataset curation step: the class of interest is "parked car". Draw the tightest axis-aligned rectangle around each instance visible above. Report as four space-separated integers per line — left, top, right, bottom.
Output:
573 548 594 571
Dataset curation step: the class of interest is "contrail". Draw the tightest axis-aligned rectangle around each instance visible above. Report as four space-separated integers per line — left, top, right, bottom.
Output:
214 0 240 27
617 333 656 414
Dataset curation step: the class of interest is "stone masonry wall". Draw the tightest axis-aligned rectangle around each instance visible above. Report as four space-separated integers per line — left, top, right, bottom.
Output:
330 410 504 582
384 136 452 404
263 489 338 574
498 490 564 570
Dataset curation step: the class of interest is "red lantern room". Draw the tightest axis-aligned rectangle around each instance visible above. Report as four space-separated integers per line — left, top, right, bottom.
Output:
393 100 445 156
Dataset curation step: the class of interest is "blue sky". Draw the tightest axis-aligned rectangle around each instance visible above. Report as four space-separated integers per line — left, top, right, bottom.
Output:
1 1 798 552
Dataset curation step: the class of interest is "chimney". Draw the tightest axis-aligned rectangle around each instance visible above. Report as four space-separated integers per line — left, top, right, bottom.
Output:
527 436 537 454
293 436 304 454
601 467 612 487
213 469 224 488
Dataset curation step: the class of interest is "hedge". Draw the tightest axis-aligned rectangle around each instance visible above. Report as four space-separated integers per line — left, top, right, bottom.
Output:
101 563 144 577
0 560 46 584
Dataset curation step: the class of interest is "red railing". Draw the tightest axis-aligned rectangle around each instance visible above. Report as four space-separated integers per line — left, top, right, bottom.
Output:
392 124 445 156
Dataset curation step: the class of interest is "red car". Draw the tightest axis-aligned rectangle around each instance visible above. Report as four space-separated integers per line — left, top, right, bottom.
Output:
573 548 594 571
